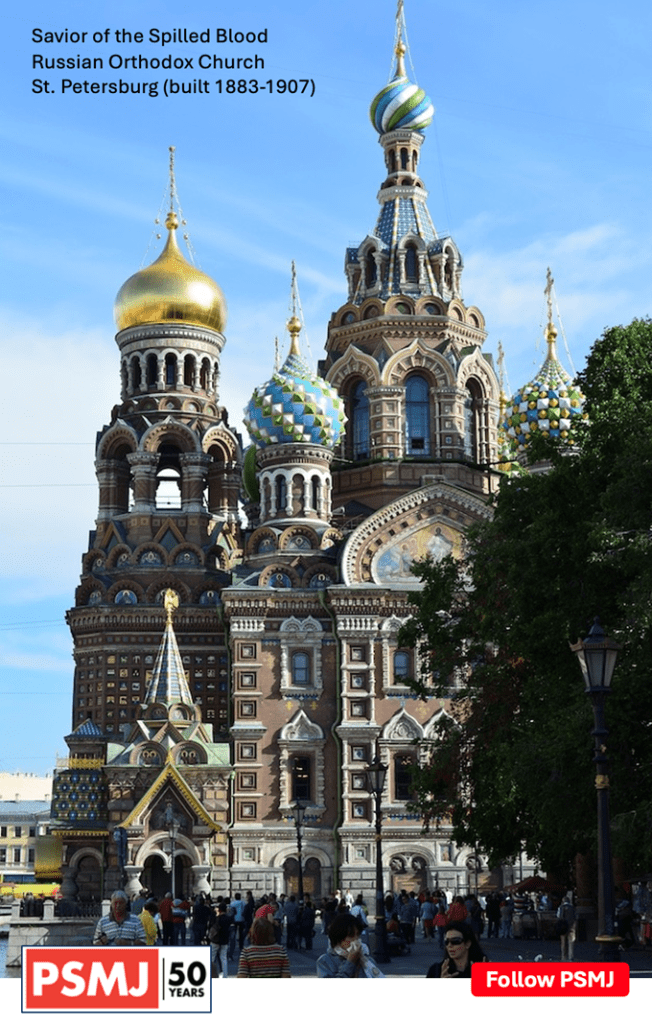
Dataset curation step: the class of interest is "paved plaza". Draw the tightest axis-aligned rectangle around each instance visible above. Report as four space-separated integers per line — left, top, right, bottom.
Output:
276 926 652 979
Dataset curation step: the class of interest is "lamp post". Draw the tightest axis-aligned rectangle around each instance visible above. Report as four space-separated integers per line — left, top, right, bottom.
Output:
366 757 391 964
291 800 308 901
570 617 622 962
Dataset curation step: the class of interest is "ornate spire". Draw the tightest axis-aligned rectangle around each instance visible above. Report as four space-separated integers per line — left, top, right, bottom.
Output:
143 590 194 707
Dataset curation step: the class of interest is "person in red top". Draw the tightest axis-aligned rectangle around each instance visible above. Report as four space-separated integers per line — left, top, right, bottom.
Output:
158 892 174 946
446 896 468 925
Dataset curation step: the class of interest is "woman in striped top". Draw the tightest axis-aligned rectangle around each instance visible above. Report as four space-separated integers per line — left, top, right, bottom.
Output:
236 918 291 978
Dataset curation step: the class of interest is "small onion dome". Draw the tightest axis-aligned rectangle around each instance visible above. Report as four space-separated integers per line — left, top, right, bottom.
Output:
503 325 587 452
496 394 524 476
243 317 346 449
114 211 227 333
370 42 434 135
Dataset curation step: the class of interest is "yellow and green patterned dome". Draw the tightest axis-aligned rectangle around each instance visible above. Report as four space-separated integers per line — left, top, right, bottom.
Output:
503 324 587 452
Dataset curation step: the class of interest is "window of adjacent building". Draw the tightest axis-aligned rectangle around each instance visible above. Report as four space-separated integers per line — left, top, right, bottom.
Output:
405 375 430 455
239 802 256 819
28 848 35 863
0 848 6 863
240 744 256 760
240 672 256 689
14 826 22 838
351 381 370 460
0 827 6 838
29 827 36 838
394 754 415 802
239 701 256 718
13 847 21 863
239 773 256 790
291 651 310 686
292 756 311 801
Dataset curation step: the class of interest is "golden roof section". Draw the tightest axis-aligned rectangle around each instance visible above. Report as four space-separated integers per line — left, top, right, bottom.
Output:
114 210 227 334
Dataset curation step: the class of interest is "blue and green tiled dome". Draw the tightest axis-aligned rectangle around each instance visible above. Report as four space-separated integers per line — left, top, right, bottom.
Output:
370 43 434 135
244 317 346 449
503 325 587 452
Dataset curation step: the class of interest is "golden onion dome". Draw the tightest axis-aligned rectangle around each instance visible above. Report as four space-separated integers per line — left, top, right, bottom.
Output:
114 211 227 333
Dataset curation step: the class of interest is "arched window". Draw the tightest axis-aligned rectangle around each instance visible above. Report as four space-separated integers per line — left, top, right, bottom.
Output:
365 252 377 289
292 755 311 800
146 354 158 387
394 754 414 802
291 652 310 686
165 354 177 387
405 375 430 455
464 381 481 461
311 475 320 511
400 147 409 170
131 356 142 390
405 244 418 282
183 355 195 387
200 359 210 391
351 382 370 460
276 475 287 511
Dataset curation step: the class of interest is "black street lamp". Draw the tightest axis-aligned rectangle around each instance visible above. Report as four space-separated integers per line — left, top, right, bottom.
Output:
366 757 391 964
570 617 622 962
291 800 308 901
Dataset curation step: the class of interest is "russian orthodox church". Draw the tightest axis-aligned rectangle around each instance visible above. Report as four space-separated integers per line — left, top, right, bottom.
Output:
49 9 582 900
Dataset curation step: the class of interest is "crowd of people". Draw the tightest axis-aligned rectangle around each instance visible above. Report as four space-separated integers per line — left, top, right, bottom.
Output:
90 883 651 978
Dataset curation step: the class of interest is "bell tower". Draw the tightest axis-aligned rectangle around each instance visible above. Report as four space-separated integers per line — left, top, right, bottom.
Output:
66 150 242 741
322 11 500 513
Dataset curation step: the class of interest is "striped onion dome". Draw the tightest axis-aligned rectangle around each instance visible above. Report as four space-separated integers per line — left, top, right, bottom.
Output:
370 42 434 135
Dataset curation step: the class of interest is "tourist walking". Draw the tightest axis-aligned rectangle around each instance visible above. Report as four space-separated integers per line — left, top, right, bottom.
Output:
93 890 146 946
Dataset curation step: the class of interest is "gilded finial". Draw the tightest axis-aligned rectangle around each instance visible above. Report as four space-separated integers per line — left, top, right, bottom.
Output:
394 1 407 77
287 261 302 356
164 588 179 624
544 268 558 358
497 340 507 411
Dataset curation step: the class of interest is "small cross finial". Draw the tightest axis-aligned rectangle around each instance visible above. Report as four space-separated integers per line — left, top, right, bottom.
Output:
168 145 176 212
545 267 554 325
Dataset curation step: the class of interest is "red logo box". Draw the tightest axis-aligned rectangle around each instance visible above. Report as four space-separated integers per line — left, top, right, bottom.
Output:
23 947 160 1011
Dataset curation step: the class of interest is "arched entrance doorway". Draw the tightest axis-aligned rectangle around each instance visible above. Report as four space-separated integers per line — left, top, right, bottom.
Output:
283 856 322 898
141 851 193 899
74 855 102 901
142 853 168 898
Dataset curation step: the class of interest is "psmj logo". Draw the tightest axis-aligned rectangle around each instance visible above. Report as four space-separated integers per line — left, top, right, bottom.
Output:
22 947 212 1013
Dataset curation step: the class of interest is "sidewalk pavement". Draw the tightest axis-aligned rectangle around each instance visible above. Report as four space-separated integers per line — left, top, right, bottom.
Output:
284 927 652 979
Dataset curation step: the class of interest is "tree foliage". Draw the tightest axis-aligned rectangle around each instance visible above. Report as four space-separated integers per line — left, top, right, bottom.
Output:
399 319 652 881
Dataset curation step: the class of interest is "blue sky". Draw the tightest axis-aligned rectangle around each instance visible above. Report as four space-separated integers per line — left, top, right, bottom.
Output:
1 0 651 775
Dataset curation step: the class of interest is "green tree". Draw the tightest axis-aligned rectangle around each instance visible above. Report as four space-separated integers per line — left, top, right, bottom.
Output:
399 319 652 881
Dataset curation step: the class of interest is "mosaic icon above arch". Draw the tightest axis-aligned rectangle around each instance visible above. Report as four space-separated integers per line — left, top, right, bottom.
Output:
372 521 462 588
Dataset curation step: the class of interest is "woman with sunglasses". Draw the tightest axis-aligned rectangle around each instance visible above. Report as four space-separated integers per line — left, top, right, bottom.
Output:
426 921 487 978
